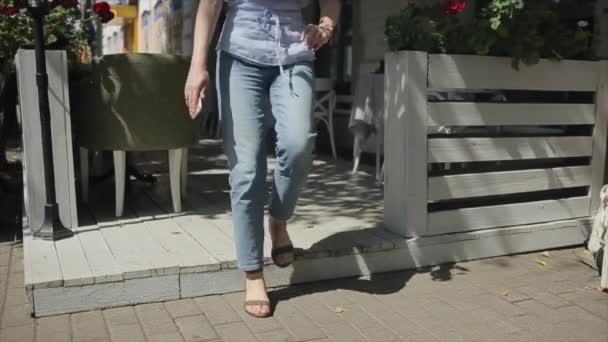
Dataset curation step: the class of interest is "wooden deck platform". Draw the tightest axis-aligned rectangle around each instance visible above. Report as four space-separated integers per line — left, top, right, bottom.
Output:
23 141 591 317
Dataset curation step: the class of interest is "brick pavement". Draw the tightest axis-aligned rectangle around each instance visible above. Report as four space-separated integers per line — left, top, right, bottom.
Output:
1 242 606 342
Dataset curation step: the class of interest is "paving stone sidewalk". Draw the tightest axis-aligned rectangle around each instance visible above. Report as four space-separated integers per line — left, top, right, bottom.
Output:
1 242 606 342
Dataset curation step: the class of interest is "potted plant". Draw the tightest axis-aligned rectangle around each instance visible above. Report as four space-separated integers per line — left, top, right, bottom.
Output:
382 0 606 241
385 0 595 69
0 0 114 164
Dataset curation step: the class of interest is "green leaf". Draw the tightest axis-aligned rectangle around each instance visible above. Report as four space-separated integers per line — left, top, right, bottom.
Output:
47 34 58 45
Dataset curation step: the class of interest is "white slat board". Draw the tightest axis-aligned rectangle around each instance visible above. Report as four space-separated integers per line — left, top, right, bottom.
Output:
429 137 593 163
15 49 78 229
54 236 95 287
172 214 238 267
384 51 428 237
127 189 220 273
76 229 123 283
27 235 63 288
428 196 590 234
427 103 596 126
100 222 180 279
428 54 599 91
428 166 591 201
590 61 608 215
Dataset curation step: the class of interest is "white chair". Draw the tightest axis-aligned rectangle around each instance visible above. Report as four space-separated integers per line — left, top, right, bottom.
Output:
314 78 337 159
80 148 187 217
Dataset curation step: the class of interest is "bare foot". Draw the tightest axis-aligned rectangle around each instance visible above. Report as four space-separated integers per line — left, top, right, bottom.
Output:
269 216 294 266
244 271 271 317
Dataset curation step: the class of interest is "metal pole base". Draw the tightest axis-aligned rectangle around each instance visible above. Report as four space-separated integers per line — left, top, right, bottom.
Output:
33 204 73 240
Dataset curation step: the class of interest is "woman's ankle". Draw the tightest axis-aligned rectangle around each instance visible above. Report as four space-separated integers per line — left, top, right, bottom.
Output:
245 270 264 280
269 216 288 239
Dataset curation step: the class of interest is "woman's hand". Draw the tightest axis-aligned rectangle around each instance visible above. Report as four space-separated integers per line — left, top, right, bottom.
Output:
303 24 333 51
184 66 209 119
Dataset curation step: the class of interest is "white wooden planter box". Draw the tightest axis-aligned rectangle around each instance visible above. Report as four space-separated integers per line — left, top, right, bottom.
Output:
384 51 608 238
15 49 78 230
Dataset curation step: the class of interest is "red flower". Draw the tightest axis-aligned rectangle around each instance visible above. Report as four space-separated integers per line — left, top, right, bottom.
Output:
92 1 110 15
92 1 114 23
59 13 67 22
442 0 467 16
4 6 18 16
99 10 114 23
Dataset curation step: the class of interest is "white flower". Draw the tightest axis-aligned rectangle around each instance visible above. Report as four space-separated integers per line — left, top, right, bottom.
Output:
515 0 524 9
577 20 589 28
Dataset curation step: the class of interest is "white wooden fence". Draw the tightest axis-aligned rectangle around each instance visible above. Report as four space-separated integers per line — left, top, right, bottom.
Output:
384 51 608 238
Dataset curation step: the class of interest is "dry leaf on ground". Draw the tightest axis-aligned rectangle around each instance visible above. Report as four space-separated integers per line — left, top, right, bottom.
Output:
535 259 547 266
335 307 346 313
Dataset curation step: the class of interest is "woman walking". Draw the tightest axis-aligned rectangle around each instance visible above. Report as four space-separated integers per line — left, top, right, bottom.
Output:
184 0 341 318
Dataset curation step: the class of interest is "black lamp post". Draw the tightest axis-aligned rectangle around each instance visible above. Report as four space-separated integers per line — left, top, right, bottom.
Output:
26 0 74 240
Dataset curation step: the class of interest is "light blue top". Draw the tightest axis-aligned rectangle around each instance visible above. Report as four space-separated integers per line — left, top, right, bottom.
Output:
218 0 315 67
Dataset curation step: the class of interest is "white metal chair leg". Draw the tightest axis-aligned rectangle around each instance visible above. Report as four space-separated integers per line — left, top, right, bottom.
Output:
79 147 89 203
601 244 608 290
375 134 382 181
353 155 361 175
328 108 337 159
180 148 188 198
113 151 126 217
168 148 183 213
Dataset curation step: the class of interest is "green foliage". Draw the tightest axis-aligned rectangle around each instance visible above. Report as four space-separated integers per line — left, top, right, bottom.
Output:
0 0 88 72
385 0 594 68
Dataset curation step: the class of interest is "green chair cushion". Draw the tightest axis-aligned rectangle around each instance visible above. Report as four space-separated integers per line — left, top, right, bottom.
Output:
71 53 201 151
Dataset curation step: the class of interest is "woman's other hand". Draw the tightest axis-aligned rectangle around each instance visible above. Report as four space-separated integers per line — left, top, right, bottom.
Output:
303 23 333 51
184 66 209 119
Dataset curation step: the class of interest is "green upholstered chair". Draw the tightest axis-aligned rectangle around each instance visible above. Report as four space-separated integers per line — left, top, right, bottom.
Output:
71 53 201 217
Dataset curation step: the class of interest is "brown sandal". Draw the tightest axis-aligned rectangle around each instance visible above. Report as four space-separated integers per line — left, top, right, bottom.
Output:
271 244 294 268
244 300 272 318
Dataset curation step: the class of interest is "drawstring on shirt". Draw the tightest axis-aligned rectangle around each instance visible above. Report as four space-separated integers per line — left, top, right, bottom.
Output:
262 9 285 76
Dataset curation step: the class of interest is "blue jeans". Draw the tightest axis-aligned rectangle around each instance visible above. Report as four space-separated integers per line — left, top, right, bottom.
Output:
217 52 316 271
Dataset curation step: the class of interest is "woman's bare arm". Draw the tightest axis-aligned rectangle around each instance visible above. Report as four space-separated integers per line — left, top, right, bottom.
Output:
190 0 223 71
185 0 223 117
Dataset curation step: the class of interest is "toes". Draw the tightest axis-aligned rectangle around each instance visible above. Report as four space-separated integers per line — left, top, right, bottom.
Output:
246 304 269 317
259 305 270 316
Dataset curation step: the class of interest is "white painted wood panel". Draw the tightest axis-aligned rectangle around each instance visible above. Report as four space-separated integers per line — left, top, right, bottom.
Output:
33 274 179 317
54 236 95 287
15 49 78 229
173 215 238 268
384 51 428 238
100 221 180 279
139 217 219 273
590 61 608 215
427 103 596 127
23 230 33 290
428 137 593 163
76 229 123 283
126 188 220 273
428 196 590 234
99 225 158 280
28 235 63 288
410 220 587 267
428 54 598 91
428 166 591 201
